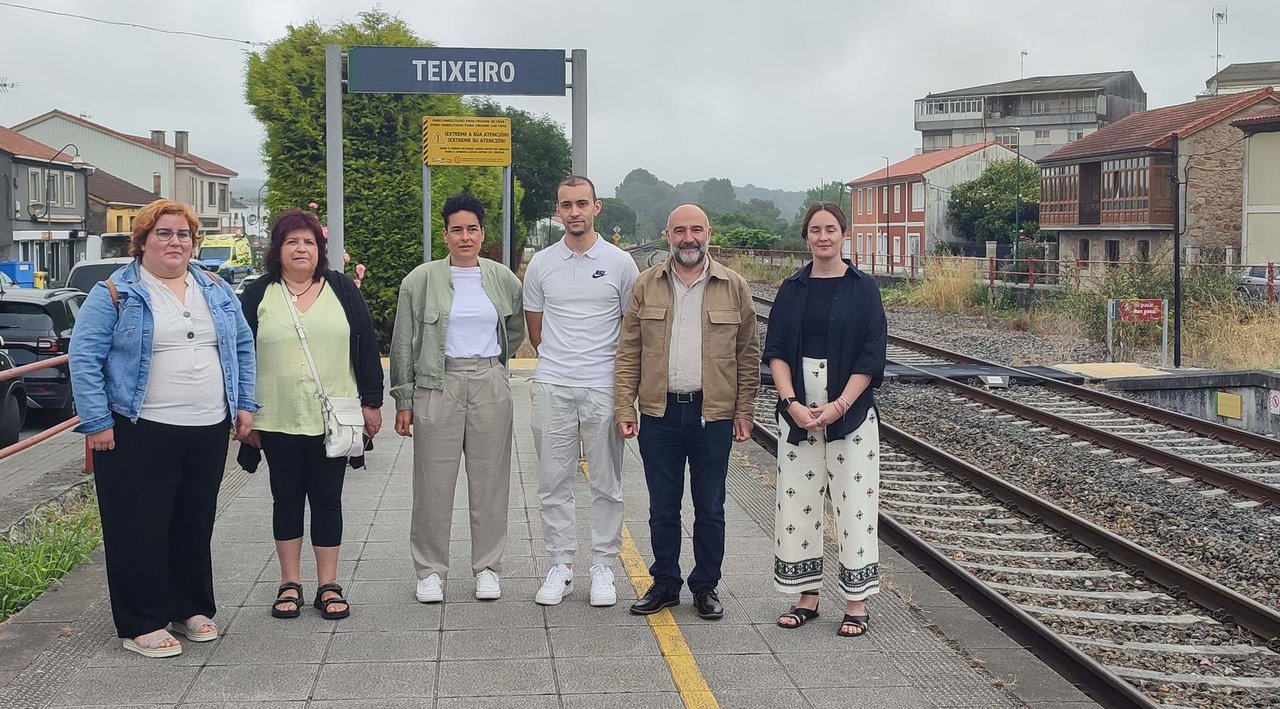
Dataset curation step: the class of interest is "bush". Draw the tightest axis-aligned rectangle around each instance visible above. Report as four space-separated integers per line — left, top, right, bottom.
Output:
0 486 101 622
712 227 780 250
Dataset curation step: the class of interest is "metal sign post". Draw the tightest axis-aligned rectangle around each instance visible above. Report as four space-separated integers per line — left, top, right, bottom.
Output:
323 45 585 271
1107 298 1168 366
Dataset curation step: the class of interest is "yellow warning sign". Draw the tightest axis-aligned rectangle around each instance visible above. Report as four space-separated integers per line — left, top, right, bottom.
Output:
421 116 512 167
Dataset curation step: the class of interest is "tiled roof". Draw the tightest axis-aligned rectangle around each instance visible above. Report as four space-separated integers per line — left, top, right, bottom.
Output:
0 124 83 165
1041 88 1280 163
1209 61 1280 86
88 169 158 206
924 71 1136 99
1232 110 1280 132
10 110 237 177
847 142 1015 186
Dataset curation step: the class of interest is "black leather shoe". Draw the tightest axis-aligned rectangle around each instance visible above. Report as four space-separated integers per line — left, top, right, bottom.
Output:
693 589 724 620
630 585 680 615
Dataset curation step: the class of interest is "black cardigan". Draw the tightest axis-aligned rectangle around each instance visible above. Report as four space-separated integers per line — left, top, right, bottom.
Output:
236 270 384 470
761 261 887 446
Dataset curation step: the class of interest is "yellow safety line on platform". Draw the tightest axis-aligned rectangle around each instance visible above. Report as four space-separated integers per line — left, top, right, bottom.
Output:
582 460 718 709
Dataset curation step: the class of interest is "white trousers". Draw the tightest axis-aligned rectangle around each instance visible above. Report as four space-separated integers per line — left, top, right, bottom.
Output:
774 357 881 601
530 382 625 567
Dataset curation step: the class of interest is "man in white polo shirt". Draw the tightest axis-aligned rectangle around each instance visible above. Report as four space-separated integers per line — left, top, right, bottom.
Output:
524 175 639 607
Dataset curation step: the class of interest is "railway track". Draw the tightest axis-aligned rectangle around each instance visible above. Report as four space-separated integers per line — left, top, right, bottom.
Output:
749 396 1280 709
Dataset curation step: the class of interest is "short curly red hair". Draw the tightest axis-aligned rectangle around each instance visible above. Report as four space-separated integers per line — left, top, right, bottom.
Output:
129 199 200 257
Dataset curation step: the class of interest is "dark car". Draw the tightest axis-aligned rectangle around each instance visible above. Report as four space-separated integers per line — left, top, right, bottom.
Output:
0 288 84 418
65 257 217 294
0 344 27 446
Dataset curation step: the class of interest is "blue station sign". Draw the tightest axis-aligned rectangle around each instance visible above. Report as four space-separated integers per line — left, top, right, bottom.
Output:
347 47 567 96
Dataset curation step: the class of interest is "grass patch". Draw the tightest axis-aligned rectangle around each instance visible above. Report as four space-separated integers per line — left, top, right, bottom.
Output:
908 258 988 313
1183 305 1280 370
0 484 102 623
726 255 796 285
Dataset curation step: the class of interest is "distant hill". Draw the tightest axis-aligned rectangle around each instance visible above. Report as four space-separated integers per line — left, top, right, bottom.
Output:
230 178 265 201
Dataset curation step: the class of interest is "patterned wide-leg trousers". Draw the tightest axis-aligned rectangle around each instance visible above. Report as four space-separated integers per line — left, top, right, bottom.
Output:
773 356 881 601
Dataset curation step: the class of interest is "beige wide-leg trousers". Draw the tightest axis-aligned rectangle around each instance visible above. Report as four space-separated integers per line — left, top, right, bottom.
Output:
410 356 514 579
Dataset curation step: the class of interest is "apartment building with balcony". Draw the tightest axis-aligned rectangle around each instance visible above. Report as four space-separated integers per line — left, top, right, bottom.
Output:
915 71 1147 161
1038 88 1280 266
1200 60 1280 98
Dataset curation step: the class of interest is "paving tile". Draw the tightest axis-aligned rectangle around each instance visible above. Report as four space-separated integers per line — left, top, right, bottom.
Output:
548 625 662 657
544 601 649 627
333 603 442 632
804 686 934 708
713 689 812 708
561 693 683 709
309 701 430 709
778 650 910 688
554 656 676 694
756 620 883 654
207 632 329 665
352 558 416 581
440 627 549 660
437 658 555 697
185 664 320 702
441 599 546 629
221 605 335 635
313 661 436 699
675 623 771 655
326 631 440 662
693 654 793 692
437 698 560 709
83 634 221 667
181 702 307 708
49 666 199 706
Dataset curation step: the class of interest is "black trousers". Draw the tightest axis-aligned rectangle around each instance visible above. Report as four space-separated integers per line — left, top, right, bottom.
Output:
637 394 733 593
94 414 229 639
261 432 346 547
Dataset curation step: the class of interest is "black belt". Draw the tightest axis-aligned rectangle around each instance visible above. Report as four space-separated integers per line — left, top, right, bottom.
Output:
668 391 702 404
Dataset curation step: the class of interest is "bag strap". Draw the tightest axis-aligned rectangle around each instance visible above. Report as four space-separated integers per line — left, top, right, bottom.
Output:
103 280 120 311
280 282 326 401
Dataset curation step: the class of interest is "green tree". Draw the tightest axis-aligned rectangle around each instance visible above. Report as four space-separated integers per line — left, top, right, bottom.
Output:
784 181 852 244
615 168 676 240
696 177 738 215
712 227 780 249
946 159 1039 244
472 99 570 251
245 10 518 345
596 198 638 241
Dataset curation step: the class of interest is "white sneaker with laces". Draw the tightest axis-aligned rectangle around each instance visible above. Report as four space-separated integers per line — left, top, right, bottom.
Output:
589 564 617 607
415 573 443 603
475 569 502 600
534 564 574 605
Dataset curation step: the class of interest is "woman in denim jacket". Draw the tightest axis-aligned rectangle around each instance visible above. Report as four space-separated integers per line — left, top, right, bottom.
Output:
69 199 257 658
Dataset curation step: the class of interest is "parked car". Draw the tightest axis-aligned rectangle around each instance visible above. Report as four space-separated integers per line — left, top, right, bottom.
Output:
234 273 261 296
0 339 27 446
0 288 84 418
1238 265 1278 301
65 257 215 294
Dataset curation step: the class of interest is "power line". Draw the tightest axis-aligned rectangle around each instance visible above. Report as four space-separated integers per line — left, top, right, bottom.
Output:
0 2 269 46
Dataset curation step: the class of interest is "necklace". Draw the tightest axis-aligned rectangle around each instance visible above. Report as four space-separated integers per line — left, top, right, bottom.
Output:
283 279 315 303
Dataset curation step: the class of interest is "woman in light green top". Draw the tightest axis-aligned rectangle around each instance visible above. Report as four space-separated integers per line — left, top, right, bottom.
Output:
241 209 384 621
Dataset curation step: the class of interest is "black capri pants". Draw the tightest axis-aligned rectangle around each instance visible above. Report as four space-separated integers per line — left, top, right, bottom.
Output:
260 432 346 547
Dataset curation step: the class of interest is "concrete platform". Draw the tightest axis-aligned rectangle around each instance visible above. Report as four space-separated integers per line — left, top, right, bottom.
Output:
1052 362 1170 380
0 376 1098 708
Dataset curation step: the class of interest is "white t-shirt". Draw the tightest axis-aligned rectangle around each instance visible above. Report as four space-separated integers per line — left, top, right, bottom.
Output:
445 265 501 358
138 268 227 426
523 234 639 388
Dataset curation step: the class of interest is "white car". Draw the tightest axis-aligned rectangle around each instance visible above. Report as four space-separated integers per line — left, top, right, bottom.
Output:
66 257 219 294
235 274 261 296
1238 265 1278 301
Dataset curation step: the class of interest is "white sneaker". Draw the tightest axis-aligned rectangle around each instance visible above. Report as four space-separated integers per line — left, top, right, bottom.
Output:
415 574 443 603
534 564 574 605
475 569 502 600
589 564 617 607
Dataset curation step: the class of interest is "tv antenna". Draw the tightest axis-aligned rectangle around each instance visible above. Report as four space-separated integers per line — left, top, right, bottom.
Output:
1211 5 1228 79
1020 50 1029 79
0 77 17 94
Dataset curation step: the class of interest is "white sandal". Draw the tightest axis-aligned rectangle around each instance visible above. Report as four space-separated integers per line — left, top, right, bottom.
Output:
122 630 182 658
168 615 218 642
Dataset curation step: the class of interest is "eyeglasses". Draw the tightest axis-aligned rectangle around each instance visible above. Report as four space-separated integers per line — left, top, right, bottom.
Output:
154 229 194 243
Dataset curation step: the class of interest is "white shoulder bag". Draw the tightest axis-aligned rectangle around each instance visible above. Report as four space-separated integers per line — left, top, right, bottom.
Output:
281 283 366 458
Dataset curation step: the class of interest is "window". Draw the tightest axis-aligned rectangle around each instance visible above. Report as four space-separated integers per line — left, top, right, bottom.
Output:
199 180 205 210
893 185 901 213
877 233 887 256
996 131 1019 148
1030 99 1051 115
217 184 228 212
1068 130 1086 142
47 171 59 207
28 168 42 203
63 173 75 208
1034 130 1051 143
881 186 887 214
115 215 125 231
856 189 863 215
1137 240 1150 261
1105 239 1120 265
190 177 197 203
208 182 217 210
911 182 924 211
1078 238 1091 264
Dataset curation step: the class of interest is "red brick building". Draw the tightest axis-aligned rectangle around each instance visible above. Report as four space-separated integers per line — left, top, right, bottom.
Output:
846 142 1021 266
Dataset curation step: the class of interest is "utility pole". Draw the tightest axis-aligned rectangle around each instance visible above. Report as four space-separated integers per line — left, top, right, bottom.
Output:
1020 50 1028 79
1212 6 1229 86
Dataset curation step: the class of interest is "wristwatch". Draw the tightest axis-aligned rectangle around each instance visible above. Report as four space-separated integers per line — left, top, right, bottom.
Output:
779 396 798 407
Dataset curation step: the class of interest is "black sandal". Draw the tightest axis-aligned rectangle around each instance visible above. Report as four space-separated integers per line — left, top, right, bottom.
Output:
271 583 304 619
838 613 870 637
314 583 350 620
777 591 820 629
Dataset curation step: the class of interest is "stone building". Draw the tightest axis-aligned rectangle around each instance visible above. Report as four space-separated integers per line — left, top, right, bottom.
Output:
1038 88 1280 266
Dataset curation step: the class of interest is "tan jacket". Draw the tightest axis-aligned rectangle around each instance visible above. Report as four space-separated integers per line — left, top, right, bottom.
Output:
614 257 760 423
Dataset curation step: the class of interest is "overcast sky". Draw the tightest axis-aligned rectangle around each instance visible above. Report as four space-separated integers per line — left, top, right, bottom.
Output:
1 0 1277 199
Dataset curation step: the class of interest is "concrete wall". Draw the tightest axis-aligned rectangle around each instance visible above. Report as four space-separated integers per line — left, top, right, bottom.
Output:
1107 371 1280 437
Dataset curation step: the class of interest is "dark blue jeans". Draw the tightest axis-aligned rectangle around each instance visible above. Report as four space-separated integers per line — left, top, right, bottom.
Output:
638 396 733 593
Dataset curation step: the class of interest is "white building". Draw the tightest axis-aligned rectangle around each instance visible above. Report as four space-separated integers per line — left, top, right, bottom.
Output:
11 111 237 234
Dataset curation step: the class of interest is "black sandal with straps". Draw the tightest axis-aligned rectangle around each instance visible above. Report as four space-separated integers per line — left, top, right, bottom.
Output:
838 612 870 637
777 590 820 629
271 583 305 619
314 583 350 620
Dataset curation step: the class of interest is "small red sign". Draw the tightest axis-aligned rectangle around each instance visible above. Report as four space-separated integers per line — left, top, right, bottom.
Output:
1118 299 1163 322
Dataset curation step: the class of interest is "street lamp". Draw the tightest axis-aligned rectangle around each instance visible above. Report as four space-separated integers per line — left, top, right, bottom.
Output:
39 144 93 283
1013 127 1022 273
256 183 267 237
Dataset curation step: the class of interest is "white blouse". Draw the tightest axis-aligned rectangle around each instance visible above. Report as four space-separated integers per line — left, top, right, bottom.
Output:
137 268 227 426
445 265 502 359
